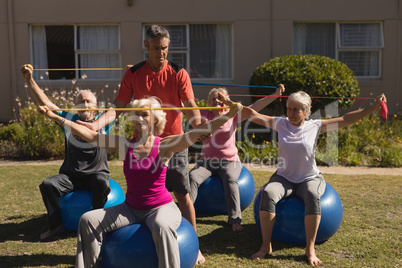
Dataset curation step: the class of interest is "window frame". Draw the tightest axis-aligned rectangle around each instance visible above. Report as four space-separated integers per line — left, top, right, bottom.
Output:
336 22 384 78
29 24 122 81
293 21 384 78
142 23 234 81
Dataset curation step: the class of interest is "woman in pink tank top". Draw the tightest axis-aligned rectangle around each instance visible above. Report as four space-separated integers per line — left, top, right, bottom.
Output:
189 85 285 232
39 94 243 268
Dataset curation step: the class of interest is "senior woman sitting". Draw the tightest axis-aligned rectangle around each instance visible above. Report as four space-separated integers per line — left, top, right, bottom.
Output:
38 95 242 268
247 91 386 266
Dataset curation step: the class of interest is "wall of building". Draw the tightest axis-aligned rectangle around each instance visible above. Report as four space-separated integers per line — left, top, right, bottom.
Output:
1 0 401 123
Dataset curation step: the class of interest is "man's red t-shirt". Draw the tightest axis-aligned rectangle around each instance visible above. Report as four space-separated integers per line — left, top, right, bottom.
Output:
116 60 195 137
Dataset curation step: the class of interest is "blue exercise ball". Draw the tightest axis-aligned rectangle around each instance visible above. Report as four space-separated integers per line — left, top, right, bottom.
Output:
59 178 125 231
100 217 199 268
253 182 343 245
194 165 255 215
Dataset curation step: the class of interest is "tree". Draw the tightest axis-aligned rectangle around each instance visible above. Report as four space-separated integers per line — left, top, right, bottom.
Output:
249 54 360 115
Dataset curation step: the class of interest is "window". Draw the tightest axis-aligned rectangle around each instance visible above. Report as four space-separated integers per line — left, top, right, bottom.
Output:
31 25 121 80
293 22 384 77
143 24 233 79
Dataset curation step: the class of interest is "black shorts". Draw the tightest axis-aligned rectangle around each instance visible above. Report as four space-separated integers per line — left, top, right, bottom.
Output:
165 148 190 194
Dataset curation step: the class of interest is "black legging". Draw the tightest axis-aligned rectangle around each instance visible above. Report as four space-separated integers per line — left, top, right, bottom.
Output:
39 173 109 230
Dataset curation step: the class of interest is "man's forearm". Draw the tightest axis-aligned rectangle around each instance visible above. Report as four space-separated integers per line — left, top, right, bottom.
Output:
91 98 128 130
185 110 202 128
183 99 202 128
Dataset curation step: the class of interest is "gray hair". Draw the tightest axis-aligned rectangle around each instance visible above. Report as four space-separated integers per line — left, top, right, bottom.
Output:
130 96 167 136
75 89 97 104
287 91 312 117
208 87 230 106
145 25 170 42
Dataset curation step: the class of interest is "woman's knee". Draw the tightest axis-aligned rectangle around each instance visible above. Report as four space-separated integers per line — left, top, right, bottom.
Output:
149 206 181 233
260 189 278 213
189 172 199 189
224 174 239 184
148 220 177 238
79 211 94 226
303 194 321 215
189 167 209 187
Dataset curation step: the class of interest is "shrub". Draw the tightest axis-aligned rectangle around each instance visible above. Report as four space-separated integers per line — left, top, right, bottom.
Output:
236 137 278 166
0 103 64 159
334 113 402 167
249 54 360 115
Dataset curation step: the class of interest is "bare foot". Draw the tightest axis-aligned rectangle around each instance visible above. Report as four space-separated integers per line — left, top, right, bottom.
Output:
306 249 322 266
196 250 205 265
251 244 272 260
40 224 64 241
232 223 244 231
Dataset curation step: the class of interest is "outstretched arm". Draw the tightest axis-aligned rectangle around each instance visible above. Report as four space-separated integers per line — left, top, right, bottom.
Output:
247 84 285 113
38 106 125 153
159 94 242 161
76 98 129 131
321 94 386 133
20 64 59 110
241 106 276 130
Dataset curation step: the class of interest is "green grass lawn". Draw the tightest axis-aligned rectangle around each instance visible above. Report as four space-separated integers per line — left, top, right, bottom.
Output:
0 165 400 267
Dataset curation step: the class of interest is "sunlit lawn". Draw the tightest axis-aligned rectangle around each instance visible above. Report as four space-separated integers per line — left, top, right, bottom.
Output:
0 164 400 267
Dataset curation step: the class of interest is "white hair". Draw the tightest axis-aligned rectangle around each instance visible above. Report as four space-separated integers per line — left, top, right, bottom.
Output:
75 89 97 104
208 87 230 105
287 91 312 117
130 96 167 136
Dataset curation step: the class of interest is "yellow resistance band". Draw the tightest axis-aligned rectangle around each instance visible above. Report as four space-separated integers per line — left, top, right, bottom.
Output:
33 68 125 71
45 104 237 112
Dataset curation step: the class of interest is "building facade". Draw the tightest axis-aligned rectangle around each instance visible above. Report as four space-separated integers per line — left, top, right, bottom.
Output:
1 0 401 123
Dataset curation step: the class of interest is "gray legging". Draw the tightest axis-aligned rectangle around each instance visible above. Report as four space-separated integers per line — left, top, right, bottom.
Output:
189 160 242 225
76 201 182 268
259 172 326 215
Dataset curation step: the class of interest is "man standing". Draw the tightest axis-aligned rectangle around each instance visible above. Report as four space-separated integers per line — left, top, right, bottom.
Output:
77 25 206 264
20 65 114 241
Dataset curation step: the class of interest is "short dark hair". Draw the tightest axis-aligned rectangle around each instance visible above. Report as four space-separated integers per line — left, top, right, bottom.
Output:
145 25 170 42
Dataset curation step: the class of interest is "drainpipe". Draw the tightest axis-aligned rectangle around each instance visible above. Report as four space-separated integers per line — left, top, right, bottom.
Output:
270 0 273 59
7 0 17 120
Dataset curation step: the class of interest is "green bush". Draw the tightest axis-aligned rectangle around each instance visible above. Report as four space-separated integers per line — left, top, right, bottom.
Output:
236 136 278 165
334 113 402 167
0 103 64 159
249 54 360 115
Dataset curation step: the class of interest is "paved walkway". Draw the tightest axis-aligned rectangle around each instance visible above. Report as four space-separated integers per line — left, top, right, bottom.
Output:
0 160 401 175
240 163 402 176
